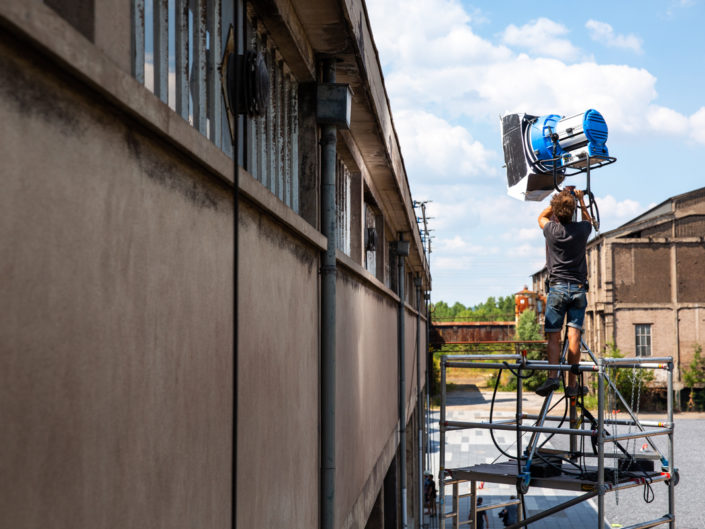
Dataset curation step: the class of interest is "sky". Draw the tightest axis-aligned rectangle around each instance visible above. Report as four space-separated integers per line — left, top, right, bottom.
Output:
366 0 705 307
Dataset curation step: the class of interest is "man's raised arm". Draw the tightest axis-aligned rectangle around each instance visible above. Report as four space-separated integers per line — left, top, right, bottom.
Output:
538 205 553 229
574 190 593 225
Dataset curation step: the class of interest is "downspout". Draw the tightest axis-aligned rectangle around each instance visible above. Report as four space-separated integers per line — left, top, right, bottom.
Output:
415 276 423 527
320 58 337 529
395 235 410 529
231 3 243 528
425 291 431 471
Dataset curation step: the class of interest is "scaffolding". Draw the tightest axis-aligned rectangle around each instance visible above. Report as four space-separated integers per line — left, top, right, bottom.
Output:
437 339 677 529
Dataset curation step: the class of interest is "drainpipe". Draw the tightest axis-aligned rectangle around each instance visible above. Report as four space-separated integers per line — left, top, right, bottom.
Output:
415 275 423 528
395 235 410 529
320 58 337 529
231 2 244 528
425 291 431 472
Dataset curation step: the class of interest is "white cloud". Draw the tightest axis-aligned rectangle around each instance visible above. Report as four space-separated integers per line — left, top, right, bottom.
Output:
647 105 690 135
394 110 496 182
585 20 643 54
386 57 659 134
689 107 705 144
502 18 581 61
594 194 646 230
366 0 702 304
367 0 510 69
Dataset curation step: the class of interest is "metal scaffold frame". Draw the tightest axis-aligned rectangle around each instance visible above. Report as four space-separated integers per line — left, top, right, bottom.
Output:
437 339 677 529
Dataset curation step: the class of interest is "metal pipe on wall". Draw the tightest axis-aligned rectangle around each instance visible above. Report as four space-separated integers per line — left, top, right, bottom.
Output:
415 276 423 528
396 235 409 529
320 58 337 529
231 2 243 527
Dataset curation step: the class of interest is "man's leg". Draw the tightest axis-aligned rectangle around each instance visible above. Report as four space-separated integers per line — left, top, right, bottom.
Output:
546 331 562 379
536 331 563 396
567 327 581 388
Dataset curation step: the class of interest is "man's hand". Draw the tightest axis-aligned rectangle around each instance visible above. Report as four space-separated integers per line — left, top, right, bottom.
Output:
574 189 584 200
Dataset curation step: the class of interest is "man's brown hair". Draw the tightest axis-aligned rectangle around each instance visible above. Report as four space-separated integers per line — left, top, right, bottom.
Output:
550 190 576 224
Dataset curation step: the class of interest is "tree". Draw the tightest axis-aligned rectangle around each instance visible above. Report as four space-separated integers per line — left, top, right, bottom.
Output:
600 343 654 411
512 309 546 391
516 309 542 341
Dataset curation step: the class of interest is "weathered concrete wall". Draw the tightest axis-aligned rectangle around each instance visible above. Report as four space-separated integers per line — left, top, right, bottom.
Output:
0 34 233 529
335 263 428 529
237 194 321 529
336 266 398 529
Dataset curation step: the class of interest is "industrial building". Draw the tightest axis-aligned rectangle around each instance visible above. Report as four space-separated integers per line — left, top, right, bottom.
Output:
0 1 431 528
532 187 705 400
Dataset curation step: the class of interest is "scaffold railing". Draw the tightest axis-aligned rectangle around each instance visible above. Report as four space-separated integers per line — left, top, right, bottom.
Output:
437 338 677 529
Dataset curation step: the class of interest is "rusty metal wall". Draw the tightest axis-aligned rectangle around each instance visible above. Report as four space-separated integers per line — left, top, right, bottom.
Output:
430 322 516 344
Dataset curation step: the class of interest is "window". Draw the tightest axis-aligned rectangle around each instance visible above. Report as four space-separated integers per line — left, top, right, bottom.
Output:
635 324 652 356
132 0 232 151
335 158 351 256
131 1 301 213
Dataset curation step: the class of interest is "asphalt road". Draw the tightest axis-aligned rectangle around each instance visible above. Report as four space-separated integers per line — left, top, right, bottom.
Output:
601 418 704 529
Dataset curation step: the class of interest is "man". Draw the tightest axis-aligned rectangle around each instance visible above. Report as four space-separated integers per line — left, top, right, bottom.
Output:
499 496 519 527
470 497 489 529
423 471 437 517
535 188 593 397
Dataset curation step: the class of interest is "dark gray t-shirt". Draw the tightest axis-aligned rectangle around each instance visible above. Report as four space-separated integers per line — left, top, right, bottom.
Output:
543 220 592 284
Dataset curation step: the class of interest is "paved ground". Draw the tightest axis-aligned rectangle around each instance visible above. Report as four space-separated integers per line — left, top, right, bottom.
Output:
425 386 703 529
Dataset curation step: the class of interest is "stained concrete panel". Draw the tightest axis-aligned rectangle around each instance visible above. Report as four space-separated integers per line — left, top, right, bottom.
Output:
0 37 232 529
336 270 400 529
237 200 320 529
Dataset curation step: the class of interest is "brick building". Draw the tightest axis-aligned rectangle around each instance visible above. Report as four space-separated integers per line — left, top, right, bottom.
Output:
532 187 705 396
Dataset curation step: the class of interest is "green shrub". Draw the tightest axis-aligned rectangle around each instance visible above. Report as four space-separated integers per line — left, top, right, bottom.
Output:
598 343 656 411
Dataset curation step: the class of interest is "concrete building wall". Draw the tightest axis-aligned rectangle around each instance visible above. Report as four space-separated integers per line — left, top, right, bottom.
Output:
237 189 322 529
0 29 233 529
2 1 432 527
335 260 427 529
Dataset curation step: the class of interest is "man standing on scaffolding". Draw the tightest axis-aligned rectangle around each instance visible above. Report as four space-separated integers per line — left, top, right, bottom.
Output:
535 188 593 397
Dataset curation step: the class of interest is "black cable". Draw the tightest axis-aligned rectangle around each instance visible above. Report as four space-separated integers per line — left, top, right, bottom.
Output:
587 190 600 230
502 361 533 380
490 368 524 461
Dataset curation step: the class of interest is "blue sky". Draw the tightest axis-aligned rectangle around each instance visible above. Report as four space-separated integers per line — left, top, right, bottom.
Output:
367 0 705 307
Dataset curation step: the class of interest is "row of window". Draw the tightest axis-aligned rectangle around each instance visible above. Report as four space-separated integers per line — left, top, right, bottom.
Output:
130 0 415 300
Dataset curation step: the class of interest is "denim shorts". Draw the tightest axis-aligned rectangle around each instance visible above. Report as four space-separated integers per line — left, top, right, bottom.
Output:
544 282 587 333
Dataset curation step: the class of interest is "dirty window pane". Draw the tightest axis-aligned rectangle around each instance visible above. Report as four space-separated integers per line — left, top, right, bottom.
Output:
635 324 652 357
